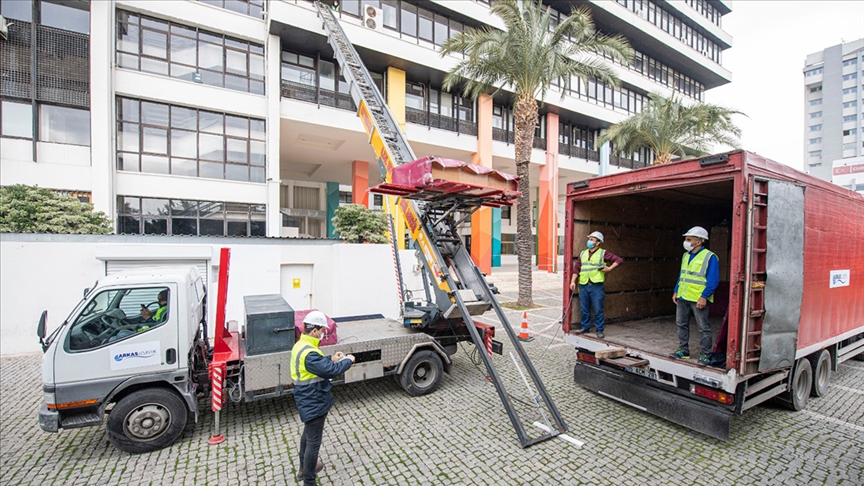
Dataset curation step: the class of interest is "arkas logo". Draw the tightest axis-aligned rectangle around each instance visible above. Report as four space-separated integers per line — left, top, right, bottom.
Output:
113 349 157 362
832 274 847 285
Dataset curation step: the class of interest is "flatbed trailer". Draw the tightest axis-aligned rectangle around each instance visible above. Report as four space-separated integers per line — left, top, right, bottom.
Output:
562 150 864 439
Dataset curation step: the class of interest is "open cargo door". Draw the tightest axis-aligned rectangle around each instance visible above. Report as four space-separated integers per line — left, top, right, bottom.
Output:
741 177 805 374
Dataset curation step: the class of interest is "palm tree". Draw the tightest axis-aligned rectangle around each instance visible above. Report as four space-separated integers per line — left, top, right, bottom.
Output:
599 93 744 165
441 0 632 307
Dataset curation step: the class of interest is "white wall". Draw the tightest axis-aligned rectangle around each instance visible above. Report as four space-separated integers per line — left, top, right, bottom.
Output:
0 235 418 355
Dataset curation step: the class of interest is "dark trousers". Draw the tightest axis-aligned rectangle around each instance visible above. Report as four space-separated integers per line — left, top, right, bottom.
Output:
676 299 712 356
579 283 605 332
300 414 327 486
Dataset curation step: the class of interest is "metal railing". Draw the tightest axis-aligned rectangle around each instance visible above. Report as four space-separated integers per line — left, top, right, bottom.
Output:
280 80 355 111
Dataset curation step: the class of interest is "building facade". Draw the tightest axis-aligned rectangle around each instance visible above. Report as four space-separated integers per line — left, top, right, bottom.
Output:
0 0 732 273
803 39 864 183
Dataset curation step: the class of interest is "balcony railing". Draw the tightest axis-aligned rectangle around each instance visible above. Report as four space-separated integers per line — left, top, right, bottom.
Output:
281 80 355 111
533 137 546 150
407 107 478 136
610 154 650 170
492 127 514 144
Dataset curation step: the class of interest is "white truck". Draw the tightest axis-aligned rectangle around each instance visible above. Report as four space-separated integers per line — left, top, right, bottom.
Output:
37 265 473 453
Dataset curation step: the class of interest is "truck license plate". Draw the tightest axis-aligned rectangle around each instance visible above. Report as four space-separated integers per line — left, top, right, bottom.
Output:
625 367 656 380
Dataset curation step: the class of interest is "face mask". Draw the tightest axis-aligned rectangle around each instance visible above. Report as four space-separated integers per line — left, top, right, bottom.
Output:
683 241 693 252
587 241 595 249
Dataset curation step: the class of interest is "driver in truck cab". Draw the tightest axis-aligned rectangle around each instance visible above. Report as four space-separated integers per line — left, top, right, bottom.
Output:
140 290 168 323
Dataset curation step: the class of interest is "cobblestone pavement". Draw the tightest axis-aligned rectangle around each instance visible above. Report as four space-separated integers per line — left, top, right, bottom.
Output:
2 267 863 485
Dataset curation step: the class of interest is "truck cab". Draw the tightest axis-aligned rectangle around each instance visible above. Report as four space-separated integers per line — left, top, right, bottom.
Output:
38 267 205 453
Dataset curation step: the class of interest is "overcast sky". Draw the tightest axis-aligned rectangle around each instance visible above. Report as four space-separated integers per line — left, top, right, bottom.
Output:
705 1 864 171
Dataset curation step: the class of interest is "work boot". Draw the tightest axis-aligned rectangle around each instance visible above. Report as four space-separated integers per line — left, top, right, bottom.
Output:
596 332 605 339
574 328 590 334
297 460 324 480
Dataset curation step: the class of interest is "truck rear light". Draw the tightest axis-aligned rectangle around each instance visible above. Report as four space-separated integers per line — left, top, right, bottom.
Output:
690 384 734 405
47 398 99 410
577 352 597 364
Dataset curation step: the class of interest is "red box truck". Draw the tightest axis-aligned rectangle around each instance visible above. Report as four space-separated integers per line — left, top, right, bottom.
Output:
563 150 864 439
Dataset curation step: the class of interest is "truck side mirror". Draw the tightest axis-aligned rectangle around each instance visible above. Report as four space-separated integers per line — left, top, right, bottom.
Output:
37 310 48 351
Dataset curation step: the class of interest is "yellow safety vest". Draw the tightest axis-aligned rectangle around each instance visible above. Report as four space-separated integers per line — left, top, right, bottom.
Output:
289 333 325 386
678 249 716 303
154 305 168 322
579 248 606 285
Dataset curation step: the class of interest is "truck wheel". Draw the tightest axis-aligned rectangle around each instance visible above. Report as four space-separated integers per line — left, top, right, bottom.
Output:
779 358 812 411
808 350 831 397
106 388 188 453
398 350 443 396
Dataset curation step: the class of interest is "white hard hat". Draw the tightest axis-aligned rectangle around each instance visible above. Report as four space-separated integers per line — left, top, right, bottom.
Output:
588 231 604 243
303 310 328 329
683 226 709 240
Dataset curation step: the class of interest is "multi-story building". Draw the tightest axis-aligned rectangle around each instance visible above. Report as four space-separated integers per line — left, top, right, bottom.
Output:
803 38 864 183
0 0 732 273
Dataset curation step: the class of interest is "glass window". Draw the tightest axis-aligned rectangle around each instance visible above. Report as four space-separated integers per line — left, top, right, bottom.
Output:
401 3 417 37
1 0 32 21
1 101 33 139
320 61 336 91
406 82 425 110
418 8 433 42
40 105 90 145
434 14 448 46
381 1 398 29
67 287 170 351
41 1 90 34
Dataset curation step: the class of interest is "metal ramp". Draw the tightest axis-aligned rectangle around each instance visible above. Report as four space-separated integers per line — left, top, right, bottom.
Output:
313 2 566 447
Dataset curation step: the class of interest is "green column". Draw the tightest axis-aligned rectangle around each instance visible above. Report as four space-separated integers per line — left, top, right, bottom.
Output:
492 207 502 267
326 182 339 238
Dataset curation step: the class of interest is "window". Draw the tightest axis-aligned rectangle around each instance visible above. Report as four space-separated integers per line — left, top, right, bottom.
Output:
41 1 90 34
39 105 90 145
810 125 822 132
809 99 822 106
805 67 823 77
67 287 169 351
197 0 265 18
843 115 858 123
844 101 858 109
338 191 352 204
809 151 821 157
843 129 858 136
810 86 823 93
842 86 858 95
810 111 822 119
1 101 33 139
116 11 265 95
117 196 265 236
418 8 434 43
843 73 858 81
281 52 316 87
400 3 417 37
809 137 822 144
843 142 857 151
843 58 858 67
117 97 265 182
1 0 31 21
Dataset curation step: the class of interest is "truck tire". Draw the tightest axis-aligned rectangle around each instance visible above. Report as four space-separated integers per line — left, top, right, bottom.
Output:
106 388 188 454
398 350 443 396
808 350 831 397
779 358 812 411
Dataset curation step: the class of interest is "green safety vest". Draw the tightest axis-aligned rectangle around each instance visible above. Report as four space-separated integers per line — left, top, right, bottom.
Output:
290 333 325 386
579 248 606 285
154 305 167 322
678 248 716 303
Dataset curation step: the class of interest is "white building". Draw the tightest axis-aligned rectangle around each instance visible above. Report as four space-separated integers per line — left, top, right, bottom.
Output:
0 0 732 273
832 156 864 195
803 39 864 182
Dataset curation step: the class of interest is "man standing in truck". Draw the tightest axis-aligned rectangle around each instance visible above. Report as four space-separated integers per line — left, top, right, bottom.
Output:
570 231 623 339
671 226 720 367
290 311 355 485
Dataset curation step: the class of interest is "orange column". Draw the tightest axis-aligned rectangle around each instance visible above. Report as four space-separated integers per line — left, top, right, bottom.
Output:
538 113 559 273
470 94 493 275
352 160 369 207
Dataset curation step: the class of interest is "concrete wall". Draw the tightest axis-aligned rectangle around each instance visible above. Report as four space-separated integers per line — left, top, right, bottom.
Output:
0 234 421 355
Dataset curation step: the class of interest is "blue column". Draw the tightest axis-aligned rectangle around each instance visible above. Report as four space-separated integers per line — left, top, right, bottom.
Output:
491 207 502 267
326 182 339 238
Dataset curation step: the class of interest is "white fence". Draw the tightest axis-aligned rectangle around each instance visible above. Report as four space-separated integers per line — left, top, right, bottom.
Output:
0 234 422 355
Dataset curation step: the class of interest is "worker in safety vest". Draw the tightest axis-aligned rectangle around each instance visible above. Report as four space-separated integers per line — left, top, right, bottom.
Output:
139 290 168 324
290 311 354 485
569 231 623 339
671 226 720 367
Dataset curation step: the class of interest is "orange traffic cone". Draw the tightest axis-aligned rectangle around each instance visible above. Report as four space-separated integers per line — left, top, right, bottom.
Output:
518 311 534 342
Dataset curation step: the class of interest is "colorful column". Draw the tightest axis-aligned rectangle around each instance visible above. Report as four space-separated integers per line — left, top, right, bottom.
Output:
538 113 559 273
384 67 408 249
470 93 493 274
325 181 339 238
352 160 369 207
491 207 502 267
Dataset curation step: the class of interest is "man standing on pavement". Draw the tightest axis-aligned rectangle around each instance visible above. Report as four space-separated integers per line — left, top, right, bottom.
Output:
570 231 623 339
290 311 355 485
670 226 720 367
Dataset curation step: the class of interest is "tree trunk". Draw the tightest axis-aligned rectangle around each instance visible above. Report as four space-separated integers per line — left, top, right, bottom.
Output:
513 93 538 308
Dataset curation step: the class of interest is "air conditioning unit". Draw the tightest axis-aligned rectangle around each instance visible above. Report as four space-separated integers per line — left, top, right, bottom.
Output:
363 5 383 32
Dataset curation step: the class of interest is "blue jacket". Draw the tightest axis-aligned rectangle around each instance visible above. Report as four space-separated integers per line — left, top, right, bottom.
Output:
293 347 353 423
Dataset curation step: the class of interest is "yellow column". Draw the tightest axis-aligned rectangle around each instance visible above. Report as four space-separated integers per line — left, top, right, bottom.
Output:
385 67 407 248
538 113 559 273
471 93 493 275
